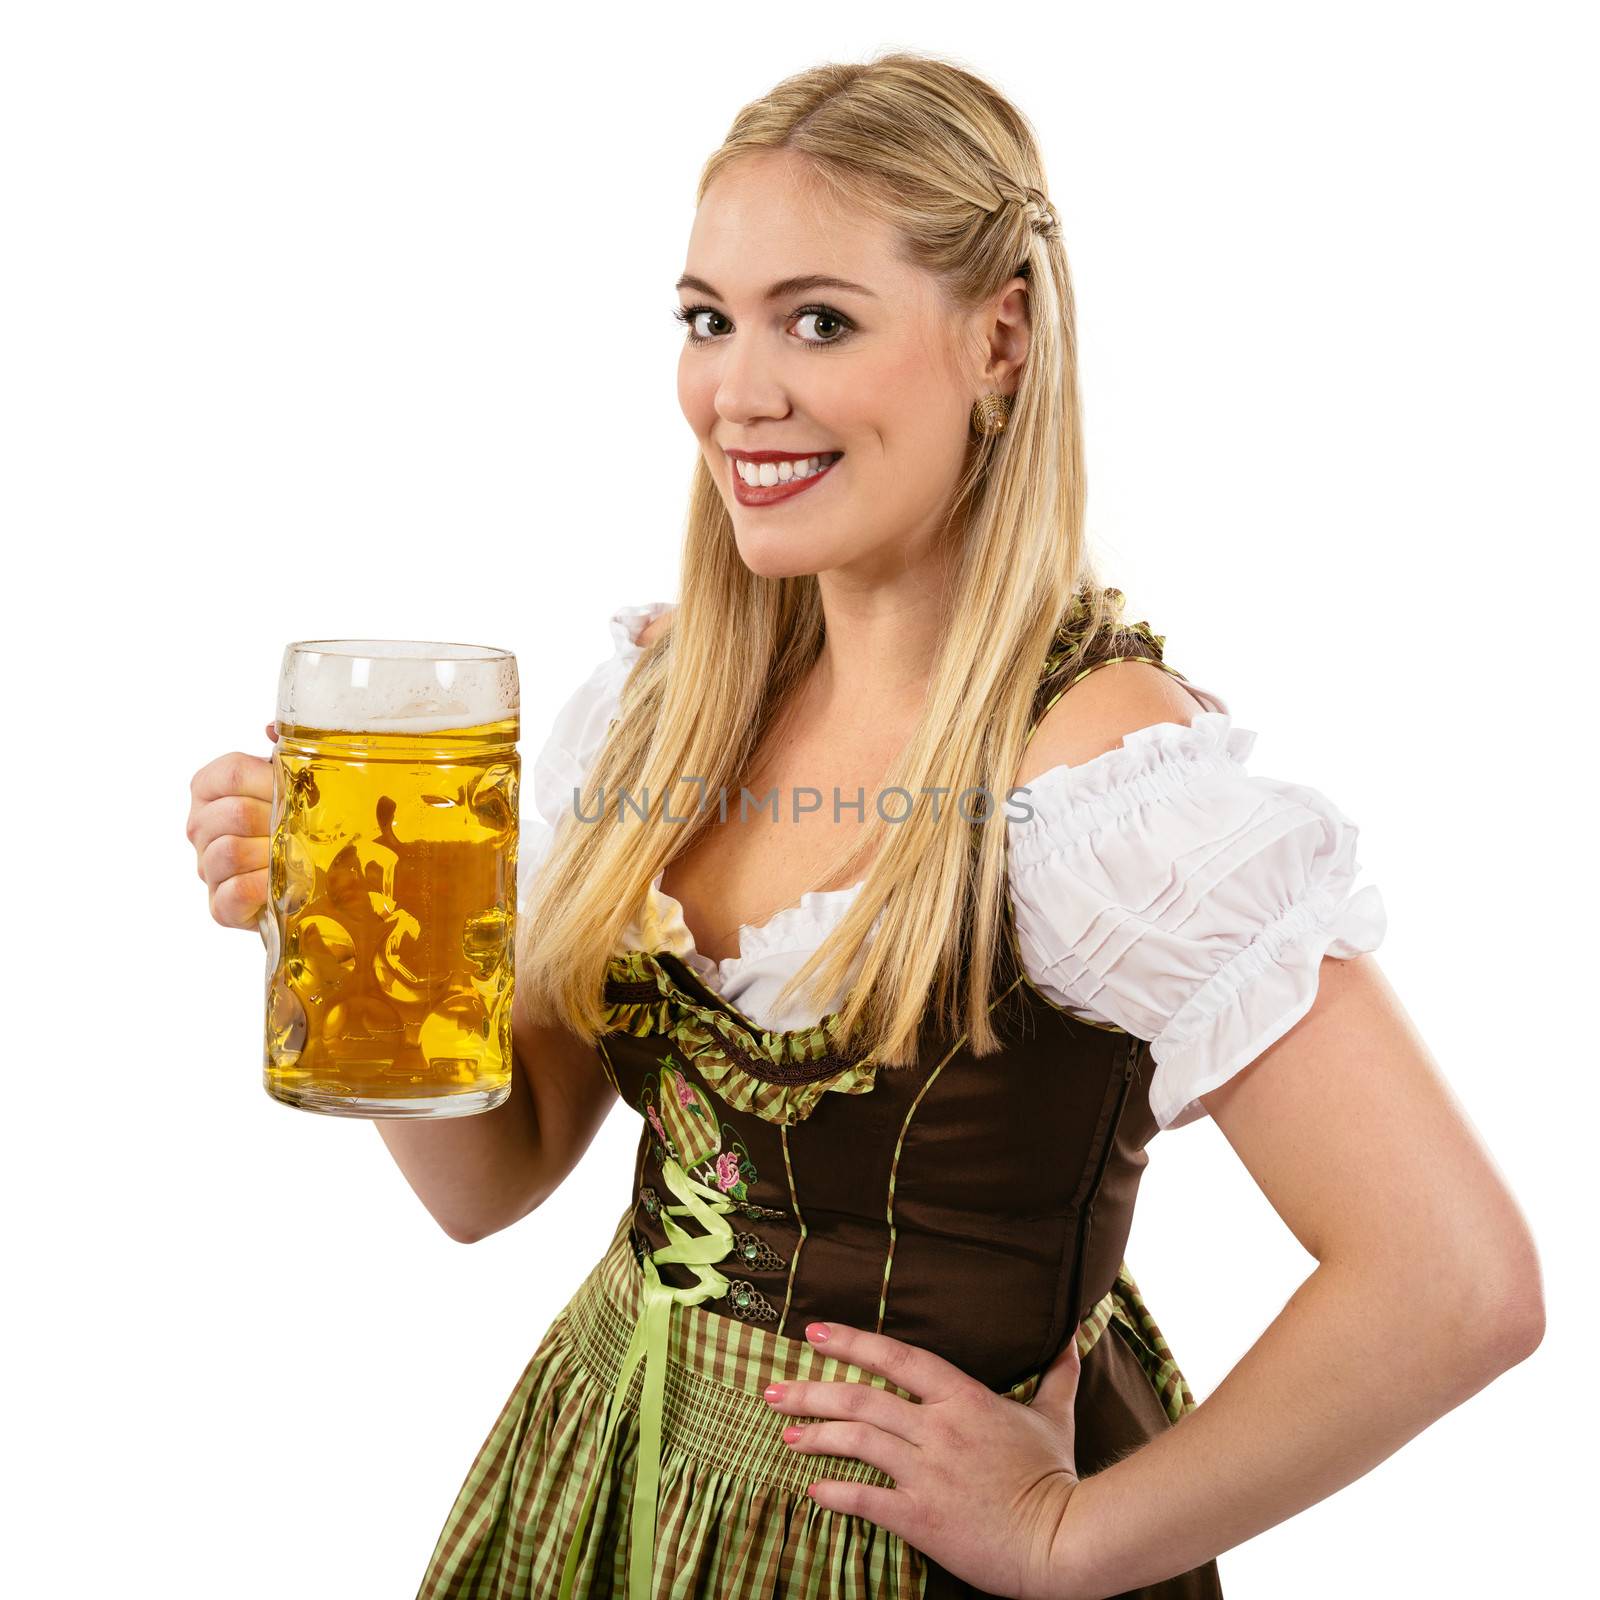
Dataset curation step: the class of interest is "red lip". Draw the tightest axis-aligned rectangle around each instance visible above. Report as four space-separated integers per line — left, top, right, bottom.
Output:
730 453 842 507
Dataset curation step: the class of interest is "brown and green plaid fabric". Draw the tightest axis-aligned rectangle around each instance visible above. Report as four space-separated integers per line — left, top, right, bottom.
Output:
415 1205 1197 1597
1108 1263 1199 1424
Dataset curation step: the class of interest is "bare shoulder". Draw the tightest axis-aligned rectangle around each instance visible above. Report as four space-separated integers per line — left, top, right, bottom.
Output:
1014 659 1202 788
636 606 676 649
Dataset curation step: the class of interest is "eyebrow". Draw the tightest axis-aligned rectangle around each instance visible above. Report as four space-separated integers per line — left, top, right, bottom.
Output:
674 272 878 301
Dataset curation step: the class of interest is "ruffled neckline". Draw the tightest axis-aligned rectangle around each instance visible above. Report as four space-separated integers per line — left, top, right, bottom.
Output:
601 594 1231 988
624 869 868 981
596 593 1239 1071
623 712 1250 977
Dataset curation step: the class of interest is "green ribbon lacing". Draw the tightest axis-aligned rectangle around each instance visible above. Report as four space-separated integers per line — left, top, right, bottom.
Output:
556 1153 738 1600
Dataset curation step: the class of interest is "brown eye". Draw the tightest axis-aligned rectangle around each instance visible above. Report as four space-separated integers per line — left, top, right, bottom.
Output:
671 304 729 343
794 309 850 345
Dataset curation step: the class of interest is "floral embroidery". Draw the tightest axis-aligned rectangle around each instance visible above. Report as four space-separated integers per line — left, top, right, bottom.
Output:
637 1092 678 1162
657 1053 710 1127
634 1055 770 1193
659 1059 721 1167
690 1122 756 1202
635 1057 725 1167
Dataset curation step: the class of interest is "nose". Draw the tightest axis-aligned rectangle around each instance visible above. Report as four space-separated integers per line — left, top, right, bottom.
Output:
711 331 792 431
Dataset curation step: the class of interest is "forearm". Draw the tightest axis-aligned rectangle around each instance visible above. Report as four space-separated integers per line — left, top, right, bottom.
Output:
373 1052 544 1242
1051 1257 1534 1597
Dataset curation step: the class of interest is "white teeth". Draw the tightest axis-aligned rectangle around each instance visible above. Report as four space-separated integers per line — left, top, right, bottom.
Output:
734 452 840 486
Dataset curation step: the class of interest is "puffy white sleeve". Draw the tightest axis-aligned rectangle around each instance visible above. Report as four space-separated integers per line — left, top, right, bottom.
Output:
1007 711 1387 1133
517 599 675 909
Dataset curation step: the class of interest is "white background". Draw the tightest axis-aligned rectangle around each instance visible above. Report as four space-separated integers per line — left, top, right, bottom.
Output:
4 2 1592 1594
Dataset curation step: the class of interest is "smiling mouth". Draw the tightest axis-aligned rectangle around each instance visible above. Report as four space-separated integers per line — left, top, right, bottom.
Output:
731 452 843 486
729 452 843 505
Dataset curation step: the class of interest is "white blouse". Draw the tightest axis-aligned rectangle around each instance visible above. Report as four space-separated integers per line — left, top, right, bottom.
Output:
519 602 1387 1133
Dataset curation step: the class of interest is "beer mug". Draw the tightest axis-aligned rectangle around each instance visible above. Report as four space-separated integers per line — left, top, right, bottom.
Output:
258 639 520 1118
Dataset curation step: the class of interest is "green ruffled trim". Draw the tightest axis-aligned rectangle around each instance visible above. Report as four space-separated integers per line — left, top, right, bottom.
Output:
1025 587 1179 748
1043 584 1167 678
601 950 879 1128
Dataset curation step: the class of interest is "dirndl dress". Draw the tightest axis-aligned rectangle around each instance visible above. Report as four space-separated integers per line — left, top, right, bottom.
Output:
415 603 1225 1598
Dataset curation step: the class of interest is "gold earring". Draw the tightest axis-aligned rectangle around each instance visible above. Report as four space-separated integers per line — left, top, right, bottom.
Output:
971 393 1011 436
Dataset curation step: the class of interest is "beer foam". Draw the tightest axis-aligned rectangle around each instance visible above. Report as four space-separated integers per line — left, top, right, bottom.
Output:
280 640 519 733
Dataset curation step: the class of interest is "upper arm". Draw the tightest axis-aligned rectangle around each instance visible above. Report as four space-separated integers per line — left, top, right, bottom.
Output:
1201 951 1545 1352
512 1014 618 1210
1016 659 1202 787
1008 661 1543 1354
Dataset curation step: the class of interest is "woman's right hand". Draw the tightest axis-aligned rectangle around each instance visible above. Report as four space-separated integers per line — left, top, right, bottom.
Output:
187 722 279 930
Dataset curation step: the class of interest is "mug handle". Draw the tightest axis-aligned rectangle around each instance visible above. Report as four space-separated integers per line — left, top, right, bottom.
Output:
259 719 278 950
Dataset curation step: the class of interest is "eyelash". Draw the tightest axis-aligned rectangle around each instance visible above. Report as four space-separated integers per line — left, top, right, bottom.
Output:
670 302 856 350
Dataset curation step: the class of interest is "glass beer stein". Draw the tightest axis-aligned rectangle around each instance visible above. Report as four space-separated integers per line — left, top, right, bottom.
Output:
257 639 520 1118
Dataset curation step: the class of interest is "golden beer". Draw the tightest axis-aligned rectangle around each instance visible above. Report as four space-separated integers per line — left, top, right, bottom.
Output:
260 641 519 1118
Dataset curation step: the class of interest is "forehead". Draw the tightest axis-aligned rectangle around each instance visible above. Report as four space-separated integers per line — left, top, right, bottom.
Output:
684 151 905 297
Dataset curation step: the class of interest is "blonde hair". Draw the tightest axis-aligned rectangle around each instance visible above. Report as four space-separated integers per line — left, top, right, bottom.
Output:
517 49 1128 1065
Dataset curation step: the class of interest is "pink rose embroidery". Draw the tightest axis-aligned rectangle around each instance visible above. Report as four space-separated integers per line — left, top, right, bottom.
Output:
715 1151 742 1191
676 1077 697 1109
647 1106 667 1145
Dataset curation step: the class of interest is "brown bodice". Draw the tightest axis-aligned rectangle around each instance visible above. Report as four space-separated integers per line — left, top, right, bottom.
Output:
601 950 1161 1395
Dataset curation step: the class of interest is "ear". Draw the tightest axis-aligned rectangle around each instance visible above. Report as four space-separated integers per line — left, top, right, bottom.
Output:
981 276 1033 396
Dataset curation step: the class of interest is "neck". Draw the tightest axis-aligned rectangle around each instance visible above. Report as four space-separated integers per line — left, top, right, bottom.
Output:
808 547 953 725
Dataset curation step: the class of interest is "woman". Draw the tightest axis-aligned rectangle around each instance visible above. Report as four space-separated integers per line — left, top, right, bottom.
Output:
189 50 1543 1600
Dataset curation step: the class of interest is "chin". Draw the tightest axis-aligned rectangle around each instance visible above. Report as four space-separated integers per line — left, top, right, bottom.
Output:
730 532 831 581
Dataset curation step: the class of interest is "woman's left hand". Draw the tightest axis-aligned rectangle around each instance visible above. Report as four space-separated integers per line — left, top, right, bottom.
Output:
763 1320 1086 1600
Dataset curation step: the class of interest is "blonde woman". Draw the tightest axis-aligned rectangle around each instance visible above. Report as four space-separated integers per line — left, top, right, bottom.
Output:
190 49 1542 1600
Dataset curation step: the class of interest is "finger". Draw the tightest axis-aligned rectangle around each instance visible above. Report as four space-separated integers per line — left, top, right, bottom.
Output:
199 829 270 889
1045 1332 1083 1386
803 1479 908 1533
211 866 270 931
266 721 278 742
190 751 273 807
190 795 273 875
201 832 270 908
803 1321 970 1406
767 1377 927 1447
782 1418 918 1487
